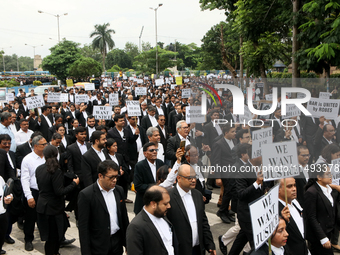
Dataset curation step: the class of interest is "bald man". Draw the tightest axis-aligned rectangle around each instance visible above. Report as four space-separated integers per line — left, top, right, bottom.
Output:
166 164 216 255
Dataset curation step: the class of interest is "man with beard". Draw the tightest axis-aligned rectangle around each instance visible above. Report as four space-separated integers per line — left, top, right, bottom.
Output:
81 131 110 187
127 186 177 255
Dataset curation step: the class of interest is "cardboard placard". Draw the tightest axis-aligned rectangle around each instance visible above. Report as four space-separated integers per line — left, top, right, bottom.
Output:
60 93 69 102
47 93 61 103
155 79 163 86
66 79 73 87
252 127 272 158
176 76 182 85
84 83 95 91
109 93 119 106
93 106 112 120
182 89 191 99
75 95 89 104
307 97 340 119
6 93 14 102
126 101 141 116
135 87 147 96
186 106 205 124
26 95 45 110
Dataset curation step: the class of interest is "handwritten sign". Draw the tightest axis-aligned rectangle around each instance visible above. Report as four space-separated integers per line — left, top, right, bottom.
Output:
182 89 191 99
93 106 112 120
252 127 272 158
126 101 141 116
186 106 205 123
155 79 163 86
26 96 45 110
47 93 61 103
84 83 95 91
135 87 147 96
66 79 73 87
60 93 69 102
307 97 340 119
176 76 182 85
6 93 14 102
75 95 89 104
109 93 119 106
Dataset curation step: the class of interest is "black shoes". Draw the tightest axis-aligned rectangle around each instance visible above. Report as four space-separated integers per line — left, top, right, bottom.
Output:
25 241 33 251
4 236 15 244
216 211 231 224
207 184 213 190
1 250 6 254
218 235 228 255
60 238 76 248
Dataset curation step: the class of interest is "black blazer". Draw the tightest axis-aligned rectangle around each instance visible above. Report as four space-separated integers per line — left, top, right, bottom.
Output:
36 165 77 215
75 110 87 127
106 152 130 183
168 109 178 135
15 141 32 169
78 182 129 255
295 169 308 209
141 115 153 131
250 243 291 255
203 122 219 149
123 125 147 162
304 182 338 243
278 201 308 255
167 185 215 255
157 125 169 155
0 148 15 181
165 134 187 166
66 142 91 179
126 209 178 255
81 147 110 188
38 114 54 141
133 158 165 214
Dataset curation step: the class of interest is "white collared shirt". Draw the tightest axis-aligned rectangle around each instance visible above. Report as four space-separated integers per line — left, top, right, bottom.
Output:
97 180 120 235
61 136 67 148
129 125 142 152
43 114 52 128
160 161 180 189
156 106 164 115
144 208 174 255
92 146 106 162
147 159 157 182
88 126 96 140
192 163 205 187
224 138 234 150
149 115 158 127
109 154 119 166
159 125 167 139
178 133 190 147
279 199 304 238
15 129 33 146
316 182 333 206
270 242 284 255
21 152 45 200
9 123 17 134
138 143 164 162
176 185 199 246
214 123 222 136
77 141 88 155
0 176 6 214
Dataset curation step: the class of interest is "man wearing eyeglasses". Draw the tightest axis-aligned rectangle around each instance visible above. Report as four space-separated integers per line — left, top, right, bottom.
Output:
134 142 165 214
20 135 47 251
314 122 336 159
78 160 129 255
295 145 311 209
167 164 216 255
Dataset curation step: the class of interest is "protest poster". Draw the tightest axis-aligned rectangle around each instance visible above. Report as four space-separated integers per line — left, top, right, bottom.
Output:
282 104 301 119
182 89 191 98
144 76 149 80
103 82 108 87
66 79 73 87
319 92 331 99
184 78 189 83
109 93 119 106
60 93 69 102
331 158 340 185
123 75 127 80
251 127 272 158
137 79 143 84
84 83 95 91
26 96 45 110
93 106 112 120
6 93 14 102
117 82 122 87
239 105 253 122
159 75 164 79
265 94 273 101
249 185 280 250
171 84 177 90
297 92 306 99
155 79 163 86
176 76 182 85
258 103 272 119
0 88 6 101
186 106 205 124
135 87 147 96
47 93 61 103
75 95 89 104
307 97 340 119
255 83 264 100
126 101 141 116
262 141 299 181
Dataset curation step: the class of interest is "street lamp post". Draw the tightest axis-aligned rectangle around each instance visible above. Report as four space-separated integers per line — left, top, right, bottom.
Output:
38 10 68 42
1 46 12 72
150 4 163 76
25 44 43 71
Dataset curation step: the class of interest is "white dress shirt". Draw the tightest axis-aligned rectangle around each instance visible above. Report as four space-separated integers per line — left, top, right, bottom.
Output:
147 159 157 182
270 242 284 255
61 136 67 148
0 176 7 214
109 154 119 166
92 146 106 162
138 143 164 162
149 115 158 127
129 125 142 152
176 185 199 246
21 152 45 200
88 126 96 140
9 123 17 134
144 208 174 255
279 199 304 238
156 106 164 115
42 114 52 128
178 133 190 147
97 181 120 235
159 126 167 139
160 161 180 189
224 138 234 150
15 129 33 145
77 141 88 155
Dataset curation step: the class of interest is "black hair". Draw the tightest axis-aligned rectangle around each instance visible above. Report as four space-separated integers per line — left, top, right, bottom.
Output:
90 131 104 144
43 145 59 174
297 145 309 155
305 163 329 191
97 160 119 176
237 143 251 159
96 125 108 132
222 124 235 135
155 114 165 121
105 138 116 150
55 124 65 132
157 165 171 183
31 131 43 139
236 129 249 142
87 115 95 121
143 185 164 206
321 144 340 164
75 126 86 134
143 142 156 152
19 119 29 124
0 134 11 142
114 114 125 122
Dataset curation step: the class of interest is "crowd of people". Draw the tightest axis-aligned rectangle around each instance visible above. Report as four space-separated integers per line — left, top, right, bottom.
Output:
0 76 339 255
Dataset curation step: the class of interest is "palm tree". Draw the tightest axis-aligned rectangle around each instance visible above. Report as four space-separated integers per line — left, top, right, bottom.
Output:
90 23 115 71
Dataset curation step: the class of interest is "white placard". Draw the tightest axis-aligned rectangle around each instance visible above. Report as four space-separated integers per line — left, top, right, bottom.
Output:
6 93 14 102
307 97 340 119
155 79 163 86
144 76 149 80
282 104 301 119
109 93 119 106
135 87 147 96
84 83 95 91
297 92 306 99
250 185 280 250
171 84 177 90
123 75 127 80
93 106 112 120
26 95 45 110
239 105 253 122
60 93 69 102
182 89 191 98
186 106 205 124
262 141 299 181
319 92 331 99
103 82 108 87
137 79 143 84
184 78 189 83
252 127 272 158
47 93 61 103
165 78 170 84
75 95 89 104
331 158 340 185
126 101 141 116
265 94 273 101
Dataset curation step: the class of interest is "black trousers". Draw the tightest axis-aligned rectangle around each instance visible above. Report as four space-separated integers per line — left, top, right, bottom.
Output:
45 216 60 255
23 188 39 243
218 178 233 215
309 232 334 255
0 213 7 251
109 230 123 255
228 220 255 255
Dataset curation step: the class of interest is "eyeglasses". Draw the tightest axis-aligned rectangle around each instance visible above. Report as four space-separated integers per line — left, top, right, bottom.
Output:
1 142 11 146
148 149 159 152
38 143 48 146
179 175 198 181
159 119 165 121
181 126 189 129
104 174 120 180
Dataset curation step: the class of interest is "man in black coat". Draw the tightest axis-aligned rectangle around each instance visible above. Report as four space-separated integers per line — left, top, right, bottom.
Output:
141 105 158 131
168 102 181 136
133 142 165 214
78 160 129 255
295 145 310 208
156 115 169 156
81 131 110 188
314 123 336 159
166 164 216 255
36 105 53 141
15 131 41 170
127 186 178 255
0 146 15 181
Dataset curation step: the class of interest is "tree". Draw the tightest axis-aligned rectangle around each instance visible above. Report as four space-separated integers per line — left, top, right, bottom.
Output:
42 39 82 80
80 44 102 64
69 57 102 79
142 41 152 52
165 42 202 70
90 23 115 71
124 42 139 59
106 49 132 70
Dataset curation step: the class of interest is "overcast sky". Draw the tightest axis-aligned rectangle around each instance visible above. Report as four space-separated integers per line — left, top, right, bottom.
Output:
1 0 225 59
